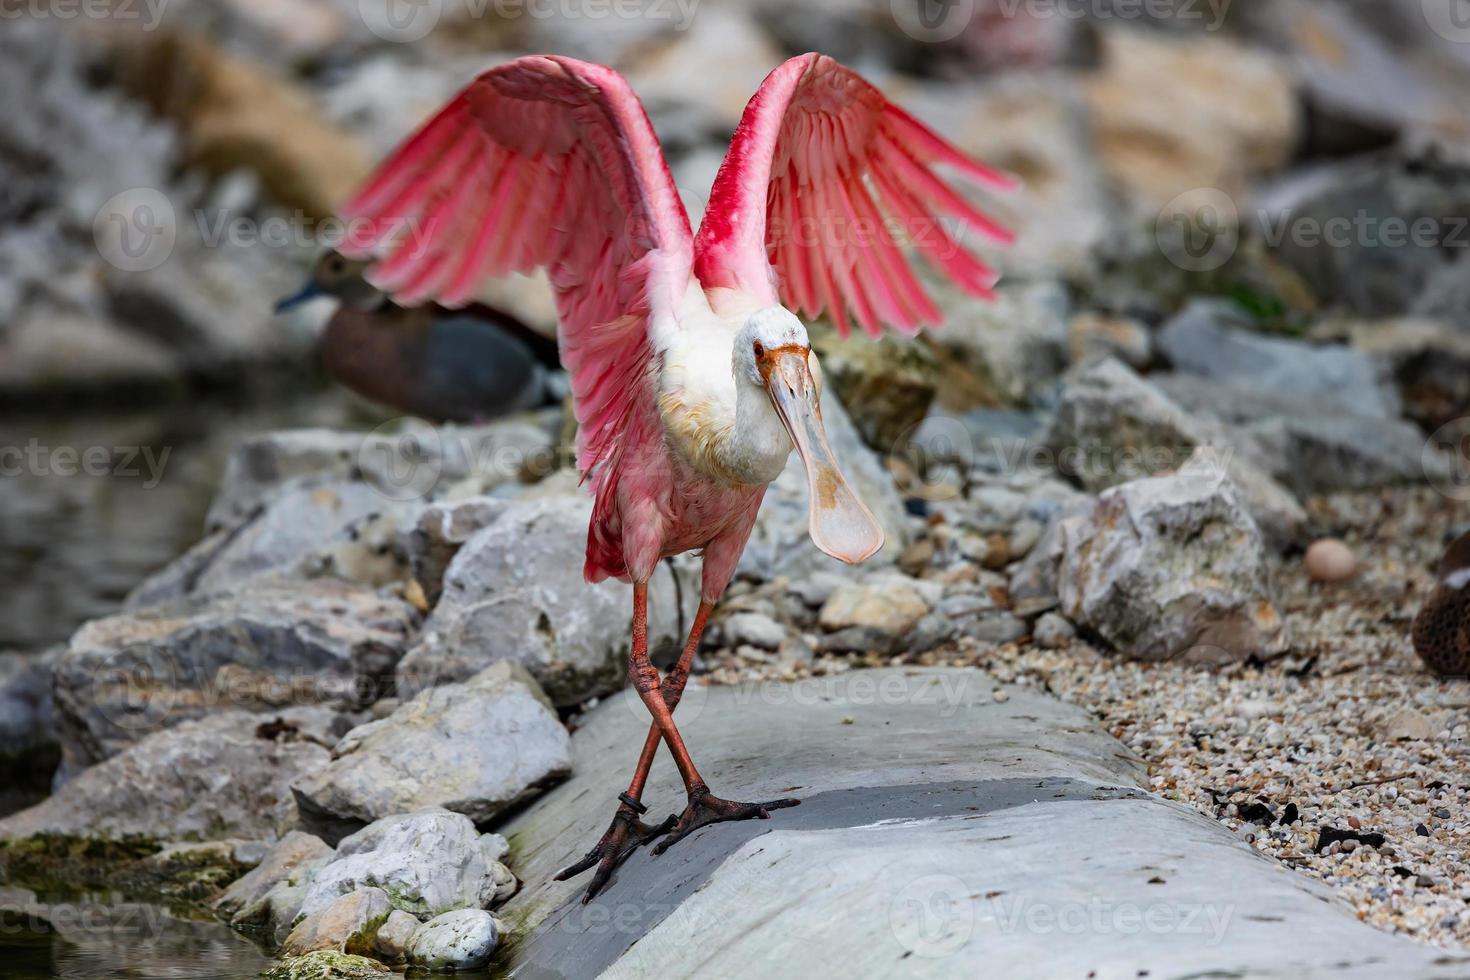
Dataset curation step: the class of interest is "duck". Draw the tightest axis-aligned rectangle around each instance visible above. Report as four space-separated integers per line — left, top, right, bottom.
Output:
1412 529 1470 677
275 251 562 422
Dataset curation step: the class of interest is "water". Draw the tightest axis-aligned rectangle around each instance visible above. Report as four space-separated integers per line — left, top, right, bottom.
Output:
0 390 374 653
1 889 272 979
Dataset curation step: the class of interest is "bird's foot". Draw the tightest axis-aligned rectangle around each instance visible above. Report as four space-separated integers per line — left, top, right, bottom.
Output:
554 796 675 903
651 783 800 855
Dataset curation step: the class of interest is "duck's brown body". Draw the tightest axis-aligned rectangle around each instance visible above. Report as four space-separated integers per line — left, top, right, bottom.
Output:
321 301 558 423
1412 530 1470 677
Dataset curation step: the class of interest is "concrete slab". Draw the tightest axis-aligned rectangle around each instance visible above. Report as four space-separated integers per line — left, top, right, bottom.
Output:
496 669 1470 979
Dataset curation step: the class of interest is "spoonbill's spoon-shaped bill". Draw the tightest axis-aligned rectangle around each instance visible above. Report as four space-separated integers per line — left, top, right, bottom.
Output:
759 345 883 564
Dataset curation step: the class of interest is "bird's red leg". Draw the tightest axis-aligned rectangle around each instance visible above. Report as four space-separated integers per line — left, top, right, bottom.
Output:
554 590 711 901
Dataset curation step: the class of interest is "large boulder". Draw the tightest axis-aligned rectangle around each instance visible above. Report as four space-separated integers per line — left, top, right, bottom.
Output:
1158 300 1399 419
1056 451 1289 663
1043 358 1305 547
397 496 694 707
0 707 346 843
54 579 417 769
292 663 570 832
295 809 510 923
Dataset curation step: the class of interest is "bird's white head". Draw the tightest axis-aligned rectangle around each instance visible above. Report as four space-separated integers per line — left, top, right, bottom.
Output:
733 306 884 566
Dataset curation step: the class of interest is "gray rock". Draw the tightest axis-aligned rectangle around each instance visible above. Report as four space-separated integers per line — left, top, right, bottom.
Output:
296 809 509 922
720 612 787 651
1154 373 1445 494
818 581 930 637
1033 612 1077 649
215 831 333 929
292 662 571 831
373 909 419 965
738 388 912 581
1044 358 1305 547
203 413 560 532
0 648 58 767
405 908 500 972
403 495 512 606
956 612 1029 646
1057 451 1289 663
129 481 423 608
397 496 694 707
495 669 1448 978
55 579 416 768
1253 148 1470 318
282 887 391 957
1158 300 1398 419
0 707 342 843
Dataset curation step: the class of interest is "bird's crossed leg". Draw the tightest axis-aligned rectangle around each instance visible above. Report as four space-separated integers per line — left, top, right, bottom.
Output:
555 584 798 901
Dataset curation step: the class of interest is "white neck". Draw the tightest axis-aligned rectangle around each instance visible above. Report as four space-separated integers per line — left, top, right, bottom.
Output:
657 286 793 487
717 377 792 485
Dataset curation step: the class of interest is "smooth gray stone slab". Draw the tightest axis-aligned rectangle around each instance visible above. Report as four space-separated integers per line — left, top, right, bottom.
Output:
496 669 1468 979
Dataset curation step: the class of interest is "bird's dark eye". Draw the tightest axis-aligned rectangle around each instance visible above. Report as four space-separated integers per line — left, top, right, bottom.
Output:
328 257 346 273
752 340 764 357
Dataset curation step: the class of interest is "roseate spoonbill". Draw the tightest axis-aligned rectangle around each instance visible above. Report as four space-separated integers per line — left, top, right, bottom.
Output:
335 52 1013 900
275 251 563 422
1413 529 1470 677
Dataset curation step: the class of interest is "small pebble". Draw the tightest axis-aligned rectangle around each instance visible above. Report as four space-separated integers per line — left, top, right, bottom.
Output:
1304 538 1357 583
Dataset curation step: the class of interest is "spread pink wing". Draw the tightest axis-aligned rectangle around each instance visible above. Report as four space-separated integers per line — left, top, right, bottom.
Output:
336 55 692 488
692 53 1015 338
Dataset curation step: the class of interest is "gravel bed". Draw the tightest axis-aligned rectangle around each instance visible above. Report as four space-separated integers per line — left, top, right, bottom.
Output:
700 487 1470 950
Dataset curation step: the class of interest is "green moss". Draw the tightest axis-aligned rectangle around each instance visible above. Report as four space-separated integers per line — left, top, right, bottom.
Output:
261 950 394 980
0 833 248 908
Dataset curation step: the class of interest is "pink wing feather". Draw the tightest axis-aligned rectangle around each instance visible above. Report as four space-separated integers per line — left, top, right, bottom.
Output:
336 56 693 579
693 53 1015 338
